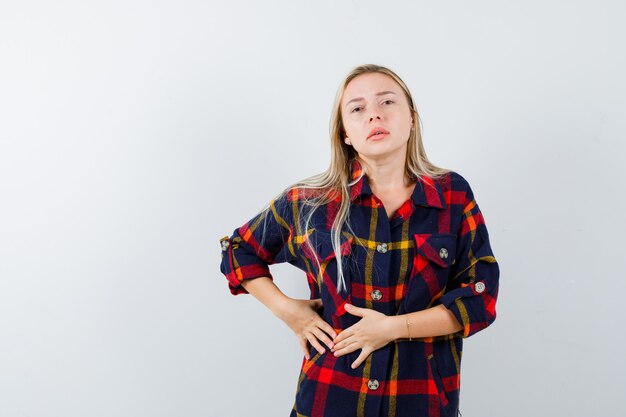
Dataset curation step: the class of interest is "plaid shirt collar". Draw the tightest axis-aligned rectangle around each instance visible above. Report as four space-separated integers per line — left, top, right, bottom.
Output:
348 158 447 209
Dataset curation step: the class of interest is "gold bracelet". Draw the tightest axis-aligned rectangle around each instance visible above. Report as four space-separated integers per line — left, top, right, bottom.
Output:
406 316 412 341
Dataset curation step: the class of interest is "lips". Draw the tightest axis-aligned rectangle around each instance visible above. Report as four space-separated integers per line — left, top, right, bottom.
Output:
367 127 390 139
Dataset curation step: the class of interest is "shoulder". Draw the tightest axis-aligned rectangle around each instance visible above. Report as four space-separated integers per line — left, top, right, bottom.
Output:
434 170 480 212
449 170 470 188
281 185 340 204
268 185 335 220
436 169 473 195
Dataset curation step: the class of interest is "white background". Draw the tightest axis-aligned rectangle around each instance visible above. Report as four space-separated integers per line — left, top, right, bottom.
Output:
1 1 625 416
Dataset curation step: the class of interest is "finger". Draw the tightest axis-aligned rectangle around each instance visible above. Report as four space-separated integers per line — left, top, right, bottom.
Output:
319 321 338 340
307 334 327 356
331 332 353 351
332 328 353 346
299 338 310 360
333 340 359 357
344 303 364 317
351 348 370 369
311 327 335 350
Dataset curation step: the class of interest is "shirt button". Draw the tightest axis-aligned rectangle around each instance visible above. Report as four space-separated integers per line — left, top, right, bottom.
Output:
367 379 379 390
371 289 382 301
221 240 230 251
475 282 486 293
439 247 448 259
376 243 388 253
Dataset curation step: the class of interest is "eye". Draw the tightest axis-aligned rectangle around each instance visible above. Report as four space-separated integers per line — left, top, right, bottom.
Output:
383 100 394 105
351 106 362 113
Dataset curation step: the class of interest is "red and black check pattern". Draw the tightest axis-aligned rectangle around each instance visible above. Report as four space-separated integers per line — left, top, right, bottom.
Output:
219 158 500 417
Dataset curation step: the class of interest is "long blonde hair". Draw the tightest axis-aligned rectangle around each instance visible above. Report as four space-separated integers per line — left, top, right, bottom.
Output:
258 64 451 294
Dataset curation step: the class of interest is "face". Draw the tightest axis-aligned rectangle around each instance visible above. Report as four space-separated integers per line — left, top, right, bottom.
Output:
340 72 414 160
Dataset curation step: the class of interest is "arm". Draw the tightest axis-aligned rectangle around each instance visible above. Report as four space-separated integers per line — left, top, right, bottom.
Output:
387 304 463 340
219 194 337 359
240 276 337 359
218 192 296 295
240 276 291 317
437 176 500 338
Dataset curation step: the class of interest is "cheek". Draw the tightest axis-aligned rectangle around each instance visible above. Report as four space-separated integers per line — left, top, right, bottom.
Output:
391 114 412 135
343 120 360 137
397 121 412 136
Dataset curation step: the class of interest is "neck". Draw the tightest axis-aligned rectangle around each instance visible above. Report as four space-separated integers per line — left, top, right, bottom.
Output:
358 154 413 191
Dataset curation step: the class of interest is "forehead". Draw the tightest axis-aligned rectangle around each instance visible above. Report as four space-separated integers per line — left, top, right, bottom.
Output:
342 73 402 103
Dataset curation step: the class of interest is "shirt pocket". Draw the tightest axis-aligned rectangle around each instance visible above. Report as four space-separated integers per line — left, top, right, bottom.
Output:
403 233 457 312
427 352 451 409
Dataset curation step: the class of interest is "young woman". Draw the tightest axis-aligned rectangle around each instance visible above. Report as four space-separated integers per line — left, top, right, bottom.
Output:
219 64 500 417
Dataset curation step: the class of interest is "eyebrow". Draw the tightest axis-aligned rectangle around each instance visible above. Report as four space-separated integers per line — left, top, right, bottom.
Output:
344 91 397 108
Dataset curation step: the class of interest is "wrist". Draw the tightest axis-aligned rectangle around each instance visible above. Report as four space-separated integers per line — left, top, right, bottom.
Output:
270 295 292 319
388 315 407 341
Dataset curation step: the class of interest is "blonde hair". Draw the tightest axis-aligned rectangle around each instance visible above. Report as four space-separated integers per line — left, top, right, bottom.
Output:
258 64 451 294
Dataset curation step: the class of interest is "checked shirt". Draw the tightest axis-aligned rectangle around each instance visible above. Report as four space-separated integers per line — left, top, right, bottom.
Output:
218 158 500 417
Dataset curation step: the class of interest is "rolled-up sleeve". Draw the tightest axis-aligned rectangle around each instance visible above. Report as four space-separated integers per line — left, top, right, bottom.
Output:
439 179 500 338
218 192 297 295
